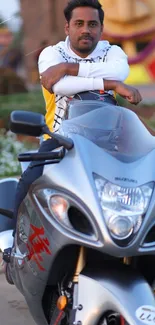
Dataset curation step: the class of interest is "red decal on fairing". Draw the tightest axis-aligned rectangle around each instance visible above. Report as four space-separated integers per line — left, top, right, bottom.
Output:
27 224 51 271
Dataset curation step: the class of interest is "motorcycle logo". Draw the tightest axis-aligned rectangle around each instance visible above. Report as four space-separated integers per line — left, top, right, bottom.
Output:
27 224 52 271
136 305 155 325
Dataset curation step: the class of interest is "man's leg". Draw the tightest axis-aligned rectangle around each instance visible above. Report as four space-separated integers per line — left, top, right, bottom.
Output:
13 138 59 231
3 138 60 271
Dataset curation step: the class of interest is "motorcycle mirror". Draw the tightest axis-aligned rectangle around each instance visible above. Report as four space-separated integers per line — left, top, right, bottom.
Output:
10 111 74 150
10 111 46 137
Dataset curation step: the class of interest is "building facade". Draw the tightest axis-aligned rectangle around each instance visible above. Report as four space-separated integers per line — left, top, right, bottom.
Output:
21 0 155 85
20 0 68 82
100 0 155 84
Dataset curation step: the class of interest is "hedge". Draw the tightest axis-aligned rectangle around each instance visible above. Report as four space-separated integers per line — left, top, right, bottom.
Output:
0 91 45 129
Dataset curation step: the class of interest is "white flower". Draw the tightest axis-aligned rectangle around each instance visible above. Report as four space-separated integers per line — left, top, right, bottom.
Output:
0 131 38 177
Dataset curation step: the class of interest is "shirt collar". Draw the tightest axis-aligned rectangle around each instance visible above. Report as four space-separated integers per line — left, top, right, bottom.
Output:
65 36 102 59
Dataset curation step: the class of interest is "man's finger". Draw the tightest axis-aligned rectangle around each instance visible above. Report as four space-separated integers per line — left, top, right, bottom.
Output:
134 92 141 105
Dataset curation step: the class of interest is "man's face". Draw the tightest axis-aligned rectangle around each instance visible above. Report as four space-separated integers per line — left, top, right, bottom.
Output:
65 7 103 57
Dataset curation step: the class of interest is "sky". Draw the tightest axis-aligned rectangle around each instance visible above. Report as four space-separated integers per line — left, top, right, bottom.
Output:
0 0 22 31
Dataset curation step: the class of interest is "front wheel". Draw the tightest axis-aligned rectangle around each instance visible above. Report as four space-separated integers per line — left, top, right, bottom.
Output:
99 312 127 325
4 263 14 285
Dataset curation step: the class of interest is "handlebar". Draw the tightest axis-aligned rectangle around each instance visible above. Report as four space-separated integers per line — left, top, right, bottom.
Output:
18 150 65 162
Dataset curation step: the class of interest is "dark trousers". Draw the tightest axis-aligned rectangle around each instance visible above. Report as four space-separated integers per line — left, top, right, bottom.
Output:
13 138 59 231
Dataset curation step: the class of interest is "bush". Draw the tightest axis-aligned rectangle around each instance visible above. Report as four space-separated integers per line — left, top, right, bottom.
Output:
0 129 38 177
116 95 155 131
0 91 45 129
0 68 27 95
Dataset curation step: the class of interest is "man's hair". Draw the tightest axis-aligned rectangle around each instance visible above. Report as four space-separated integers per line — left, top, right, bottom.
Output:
64 0 104 25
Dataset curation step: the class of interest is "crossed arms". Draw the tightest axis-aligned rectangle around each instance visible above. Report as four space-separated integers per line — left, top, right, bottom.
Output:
39 45 142 104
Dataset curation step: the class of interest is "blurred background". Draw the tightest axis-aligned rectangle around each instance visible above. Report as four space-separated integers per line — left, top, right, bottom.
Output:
0 0 154 177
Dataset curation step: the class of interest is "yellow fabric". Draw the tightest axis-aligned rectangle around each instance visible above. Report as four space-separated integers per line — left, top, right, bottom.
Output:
41 86 117 140
42 86 56 140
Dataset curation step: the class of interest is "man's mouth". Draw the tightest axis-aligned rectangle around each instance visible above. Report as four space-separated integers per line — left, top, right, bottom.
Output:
79 36 92 41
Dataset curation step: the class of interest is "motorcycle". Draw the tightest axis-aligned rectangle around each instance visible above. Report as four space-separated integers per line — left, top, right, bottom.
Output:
0 96 155 325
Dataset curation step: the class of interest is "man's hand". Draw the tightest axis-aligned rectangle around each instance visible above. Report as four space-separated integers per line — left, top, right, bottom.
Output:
40 63 66 93
40 63 79 93
114 81 142 105
104 80 142 105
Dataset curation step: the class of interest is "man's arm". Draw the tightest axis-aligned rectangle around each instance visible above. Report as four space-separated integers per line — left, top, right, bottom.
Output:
39 47 104 95
39 46 142 104
54 79 142 105
53 75 103 96
104 80 142 104
40 45 129 86
60 45 129 82
70 46 130 82
41 66 142 104
39 45 129 96
40 64 104 96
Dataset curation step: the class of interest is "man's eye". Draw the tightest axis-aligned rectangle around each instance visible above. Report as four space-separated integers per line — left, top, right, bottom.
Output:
76 22 83 27
89 22 97 27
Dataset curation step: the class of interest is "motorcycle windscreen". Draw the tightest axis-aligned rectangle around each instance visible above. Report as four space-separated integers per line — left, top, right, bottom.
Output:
60 100 155 159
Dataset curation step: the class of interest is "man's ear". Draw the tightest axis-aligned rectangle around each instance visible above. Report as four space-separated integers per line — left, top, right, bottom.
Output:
65 21 69 36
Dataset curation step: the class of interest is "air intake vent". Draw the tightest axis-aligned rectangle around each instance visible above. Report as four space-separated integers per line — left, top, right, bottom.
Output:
143 225 155 245
68 207 94 236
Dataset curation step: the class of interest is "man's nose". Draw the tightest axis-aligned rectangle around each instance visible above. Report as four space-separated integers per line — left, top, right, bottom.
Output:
82 23 90 33
106 0 150 22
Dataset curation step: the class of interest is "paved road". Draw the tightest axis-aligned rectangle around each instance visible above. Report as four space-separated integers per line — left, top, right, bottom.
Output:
0 273 36 325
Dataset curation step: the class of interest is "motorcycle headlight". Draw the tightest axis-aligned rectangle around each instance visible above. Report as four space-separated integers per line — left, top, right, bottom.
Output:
94 174 154 240
49 195 72 228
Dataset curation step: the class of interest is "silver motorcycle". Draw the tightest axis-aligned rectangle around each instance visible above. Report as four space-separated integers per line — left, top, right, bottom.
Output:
0 98 155 325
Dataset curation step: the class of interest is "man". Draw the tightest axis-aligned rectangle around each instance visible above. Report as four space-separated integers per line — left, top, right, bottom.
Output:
13 0 142 234
39 0 141 134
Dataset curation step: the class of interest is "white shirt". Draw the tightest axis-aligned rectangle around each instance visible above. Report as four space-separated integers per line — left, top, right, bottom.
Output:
38 37 129 131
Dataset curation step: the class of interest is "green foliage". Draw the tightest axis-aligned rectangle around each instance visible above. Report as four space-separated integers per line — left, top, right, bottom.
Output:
0 90 45 128
151 120 155 129
0 129 38 177
0 68 27 95
143 118 155 130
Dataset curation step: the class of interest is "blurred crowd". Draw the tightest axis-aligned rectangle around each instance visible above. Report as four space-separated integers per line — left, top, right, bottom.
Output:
0 44 22 71
0 27 49 94
0 42 27 94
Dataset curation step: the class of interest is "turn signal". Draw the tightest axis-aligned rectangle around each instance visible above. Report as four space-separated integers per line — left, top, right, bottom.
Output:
57 295 67 310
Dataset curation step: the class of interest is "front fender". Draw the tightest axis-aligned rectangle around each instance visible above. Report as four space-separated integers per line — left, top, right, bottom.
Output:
75 263 155 325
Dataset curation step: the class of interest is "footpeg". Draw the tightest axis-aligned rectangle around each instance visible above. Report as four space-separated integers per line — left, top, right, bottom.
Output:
11 251 27 260
3 247 12 263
